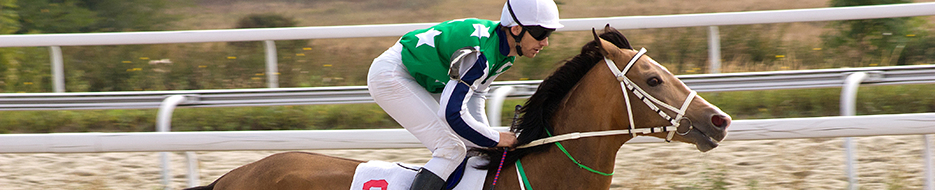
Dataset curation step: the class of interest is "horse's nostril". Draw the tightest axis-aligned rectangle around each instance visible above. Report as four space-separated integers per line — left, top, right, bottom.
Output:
711 115 729 129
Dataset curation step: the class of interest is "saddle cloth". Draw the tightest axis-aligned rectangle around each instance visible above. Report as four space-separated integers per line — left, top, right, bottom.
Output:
349 157 488 190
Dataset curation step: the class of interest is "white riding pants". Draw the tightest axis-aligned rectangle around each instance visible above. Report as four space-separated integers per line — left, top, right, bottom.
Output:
367 43 490 180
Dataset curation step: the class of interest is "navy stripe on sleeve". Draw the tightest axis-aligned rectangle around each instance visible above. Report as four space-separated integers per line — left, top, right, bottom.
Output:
445 55 497 147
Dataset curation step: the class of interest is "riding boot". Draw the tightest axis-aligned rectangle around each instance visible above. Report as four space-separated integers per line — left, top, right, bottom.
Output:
409 168 446 190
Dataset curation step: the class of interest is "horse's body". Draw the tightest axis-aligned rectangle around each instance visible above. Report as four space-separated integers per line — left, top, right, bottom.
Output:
187 26 730 190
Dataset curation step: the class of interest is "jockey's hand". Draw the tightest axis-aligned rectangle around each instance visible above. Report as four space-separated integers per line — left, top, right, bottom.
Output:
497 131 517 148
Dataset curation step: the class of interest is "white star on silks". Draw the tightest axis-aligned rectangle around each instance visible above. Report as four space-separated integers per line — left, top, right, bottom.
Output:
471 24 490 39
415 29 442 48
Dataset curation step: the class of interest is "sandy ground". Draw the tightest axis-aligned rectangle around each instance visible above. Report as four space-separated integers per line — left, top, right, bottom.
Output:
1 135 931 190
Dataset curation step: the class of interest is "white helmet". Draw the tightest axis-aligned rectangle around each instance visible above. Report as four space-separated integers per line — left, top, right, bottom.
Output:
500 0 564 29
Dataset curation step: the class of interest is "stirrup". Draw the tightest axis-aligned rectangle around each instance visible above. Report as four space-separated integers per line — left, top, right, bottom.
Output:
409 168 446 190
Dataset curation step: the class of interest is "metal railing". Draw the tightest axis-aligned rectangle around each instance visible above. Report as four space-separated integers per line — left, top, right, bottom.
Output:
3 64 935 111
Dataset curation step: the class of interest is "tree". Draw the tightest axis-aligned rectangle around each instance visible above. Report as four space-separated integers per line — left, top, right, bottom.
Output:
77 0 183 32
15 0 183 33
229 13 307 49
0 0 17 34
15 0 97 33
822 0 919 65
1 0 19 91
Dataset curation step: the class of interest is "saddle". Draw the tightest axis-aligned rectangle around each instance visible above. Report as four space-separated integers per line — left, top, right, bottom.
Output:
348 156 488 190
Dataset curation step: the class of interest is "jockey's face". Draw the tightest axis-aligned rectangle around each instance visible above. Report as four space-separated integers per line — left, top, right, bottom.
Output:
509 25 551 58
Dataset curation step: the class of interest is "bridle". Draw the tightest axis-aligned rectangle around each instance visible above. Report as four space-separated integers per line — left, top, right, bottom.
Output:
516 48 697 149
506 47 700 189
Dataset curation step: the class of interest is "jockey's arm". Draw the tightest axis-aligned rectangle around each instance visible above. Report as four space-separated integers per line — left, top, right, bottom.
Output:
438 47 510 148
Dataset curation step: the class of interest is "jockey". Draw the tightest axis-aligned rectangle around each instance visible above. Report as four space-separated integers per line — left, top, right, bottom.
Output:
367 0 563 189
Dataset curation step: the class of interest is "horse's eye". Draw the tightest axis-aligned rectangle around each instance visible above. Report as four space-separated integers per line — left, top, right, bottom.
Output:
647 77 662 87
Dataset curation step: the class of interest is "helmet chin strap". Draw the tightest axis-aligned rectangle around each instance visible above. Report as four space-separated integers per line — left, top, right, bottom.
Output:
505 0 526 57
508 26 526 57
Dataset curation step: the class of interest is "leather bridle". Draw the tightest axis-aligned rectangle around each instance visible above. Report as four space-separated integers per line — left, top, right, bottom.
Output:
516 48 697 149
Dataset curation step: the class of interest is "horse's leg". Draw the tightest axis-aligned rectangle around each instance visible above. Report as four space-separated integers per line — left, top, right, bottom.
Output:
212 151 363 190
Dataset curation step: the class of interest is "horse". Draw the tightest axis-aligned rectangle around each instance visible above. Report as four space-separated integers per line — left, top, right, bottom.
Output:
185 25 731 190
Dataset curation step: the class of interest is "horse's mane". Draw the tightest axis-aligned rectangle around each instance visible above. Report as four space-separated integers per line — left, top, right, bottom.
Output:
474 27 633 169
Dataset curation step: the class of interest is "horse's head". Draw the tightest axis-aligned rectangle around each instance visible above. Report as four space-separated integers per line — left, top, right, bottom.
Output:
591 25 731 152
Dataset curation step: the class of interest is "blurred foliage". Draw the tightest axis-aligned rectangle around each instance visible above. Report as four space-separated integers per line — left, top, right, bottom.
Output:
822 0 928 66
0 0 17 34
15 0 97 33
14 0 184 34
78 0 184 32
229 13 309 50
648 27 708 73
0 0 18 91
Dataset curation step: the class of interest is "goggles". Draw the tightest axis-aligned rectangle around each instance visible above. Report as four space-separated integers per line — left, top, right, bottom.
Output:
524 25 554 41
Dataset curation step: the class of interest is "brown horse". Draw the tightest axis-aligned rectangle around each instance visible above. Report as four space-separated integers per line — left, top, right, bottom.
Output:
185 25 730 190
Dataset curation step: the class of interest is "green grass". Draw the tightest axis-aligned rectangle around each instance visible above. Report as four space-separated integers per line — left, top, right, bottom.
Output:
0 104 397 133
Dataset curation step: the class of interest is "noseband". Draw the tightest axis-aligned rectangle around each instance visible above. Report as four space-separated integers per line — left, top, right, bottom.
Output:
517 48 697 149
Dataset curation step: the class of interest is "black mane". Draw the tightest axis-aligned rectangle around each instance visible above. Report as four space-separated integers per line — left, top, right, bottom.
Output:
474 27 633 169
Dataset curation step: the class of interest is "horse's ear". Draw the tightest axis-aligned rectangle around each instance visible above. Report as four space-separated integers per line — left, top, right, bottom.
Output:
602 24 633 50
592 28 621 59
603 24 613 33
591 28 601 47
591 28 608 56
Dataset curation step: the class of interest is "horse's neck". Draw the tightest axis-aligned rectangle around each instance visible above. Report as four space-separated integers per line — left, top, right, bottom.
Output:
515 68 634 189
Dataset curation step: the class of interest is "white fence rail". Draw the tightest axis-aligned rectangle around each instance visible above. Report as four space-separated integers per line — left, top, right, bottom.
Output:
1 113 933 153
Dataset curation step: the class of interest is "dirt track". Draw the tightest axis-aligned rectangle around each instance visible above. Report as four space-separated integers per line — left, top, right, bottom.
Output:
1 135 930 189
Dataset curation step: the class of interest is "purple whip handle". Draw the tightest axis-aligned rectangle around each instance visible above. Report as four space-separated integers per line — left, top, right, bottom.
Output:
489 149 508 189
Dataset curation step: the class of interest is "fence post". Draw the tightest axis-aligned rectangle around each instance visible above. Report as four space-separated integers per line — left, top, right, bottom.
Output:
264 40 279 88
49 46 65 93
707 26 721 74
841 72 868 190
487 86 516 128
156 95 195 190
925 134 933 190
186 151 200 187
